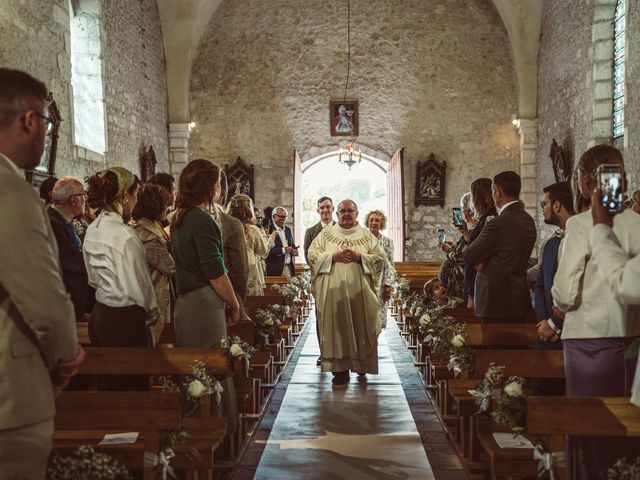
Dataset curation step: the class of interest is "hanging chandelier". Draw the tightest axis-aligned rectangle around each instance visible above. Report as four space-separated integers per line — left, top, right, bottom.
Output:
337 0 361 170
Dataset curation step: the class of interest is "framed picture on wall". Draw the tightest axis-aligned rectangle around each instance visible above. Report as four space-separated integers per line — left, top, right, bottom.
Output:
329 99 358 136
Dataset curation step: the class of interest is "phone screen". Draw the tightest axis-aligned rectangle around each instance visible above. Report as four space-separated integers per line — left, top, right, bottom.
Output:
599 165 624 213
437 228 446 243
452 208 463 227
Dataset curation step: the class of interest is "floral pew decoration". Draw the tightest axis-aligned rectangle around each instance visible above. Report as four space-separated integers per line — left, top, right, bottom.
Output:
608 457 640 479
392 275 412 307
48 446 133 480
222 335 256 378
253 305 287 349
469 363 565 479
417 305 472 376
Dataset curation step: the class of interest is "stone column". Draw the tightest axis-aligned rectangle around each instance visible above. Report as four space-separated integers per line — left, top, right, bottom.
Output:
168 123 192 177
517 118 538 218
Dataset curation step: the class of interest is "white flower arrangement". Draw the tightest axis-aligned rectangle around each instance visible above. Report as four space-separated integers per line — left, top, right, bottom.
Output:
47 446 133 480
451 334 465 348
221 335 255 378
272 282 301 306
393 275 411 303
504 380 524 398
187 379 207 398
608 457 640 479
419 314 431 325
158 360 224 417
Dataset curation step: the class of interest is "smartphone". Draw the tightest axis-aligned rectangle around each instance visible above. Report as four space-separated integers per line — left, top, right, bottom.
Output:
452 207 463 228
437 228 446 243
598 164 624 213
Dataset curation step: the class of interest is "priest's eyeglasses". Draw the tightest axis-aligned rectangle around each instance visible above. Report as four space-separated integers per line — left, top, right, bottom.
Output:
338 209 356 214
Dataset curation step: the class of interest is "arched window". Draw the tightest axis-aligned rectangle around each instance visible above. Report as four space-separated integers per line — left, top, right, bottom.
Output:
69 0 106 155
613 0 625 138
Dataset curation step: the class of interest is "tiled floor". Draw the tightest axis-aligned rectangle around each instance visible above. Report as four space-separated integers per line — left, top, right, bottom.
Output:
234 314 465 480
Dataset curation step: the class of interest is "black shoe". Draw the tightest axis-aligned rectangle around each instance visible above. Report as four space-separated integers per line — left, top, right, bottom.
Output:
316 356 322 366
332 373 349 388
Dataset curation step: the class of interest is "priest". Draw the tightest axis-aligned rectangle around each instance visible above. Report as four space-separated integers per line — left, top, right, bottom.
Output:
308 199 386 387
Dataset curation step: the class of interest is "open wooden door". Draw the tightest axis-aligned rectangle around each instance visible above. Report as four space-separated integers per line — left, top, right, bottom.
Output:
386 148 405 261
293 149 303 261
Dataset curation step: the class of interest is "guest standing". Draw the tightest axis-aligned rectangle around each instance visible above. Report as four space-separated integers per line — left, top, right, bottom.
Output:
266 206 297 276
84 167 158 359
365 209 395 329
463 171 536 322
132 183 175 342
438 192 476 300
227 194 271 296
552 145 640 479
171 159 239 435
462 178 497 308
48 177 92 321
0 68 81 480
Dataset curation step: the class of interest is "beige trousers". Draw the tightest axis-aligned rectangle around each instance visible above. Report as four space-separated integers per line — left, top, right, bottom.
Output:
0 418 54 480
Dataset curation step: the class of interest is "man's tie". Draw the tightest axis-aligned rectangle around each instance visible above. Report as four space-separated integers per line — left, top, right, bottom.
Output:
70 223 82 250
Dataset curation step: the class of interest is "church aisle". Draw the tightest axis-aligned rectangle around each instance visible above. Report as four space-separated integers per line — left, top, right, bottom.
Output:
244 313 463 479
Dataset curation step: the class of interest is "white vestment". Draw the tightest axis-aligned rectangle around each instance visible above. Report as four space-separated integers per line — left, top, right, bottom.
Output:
308 224 385 374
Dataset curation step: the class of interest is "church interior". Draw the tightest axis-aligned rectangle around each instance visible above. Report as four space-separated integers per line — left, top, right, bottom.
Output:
2 0 640 479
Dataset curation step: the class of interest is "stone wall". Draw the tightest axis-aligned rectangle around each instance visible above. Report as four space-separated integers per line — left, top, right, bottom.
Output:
0 0 169 180
190 0 519 261
537 0 640 232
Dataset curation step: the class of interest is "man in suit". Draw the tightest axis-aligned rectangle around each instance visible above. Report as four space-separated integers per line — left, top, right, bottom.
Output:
0 68 82 479
216 170 249 317
304 196 335 366
463 171 537 322
48 177 92 321
304 196 335 262
266 206 297 276
533 181 574 395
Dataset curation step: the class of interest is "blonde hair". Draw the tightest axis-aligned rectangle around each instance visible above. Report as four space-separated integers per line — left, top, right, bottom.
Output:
364 209 388 230
227 194 256 227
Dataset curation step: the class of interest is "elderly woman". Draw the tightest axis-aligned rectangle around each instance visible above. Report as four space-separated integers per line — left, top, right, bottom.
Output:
132 183 175 343
438 192 476 300
227 194 272 295
365 209 395 328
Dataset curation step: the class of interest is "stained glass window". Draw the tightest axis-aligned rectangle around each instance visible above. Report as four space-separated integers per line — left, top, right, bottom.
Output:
613 0 625 138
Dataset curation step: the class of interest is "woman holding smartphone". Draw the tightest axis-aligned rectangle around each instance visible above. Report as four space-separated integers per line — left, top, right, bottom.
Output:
552 144 640 479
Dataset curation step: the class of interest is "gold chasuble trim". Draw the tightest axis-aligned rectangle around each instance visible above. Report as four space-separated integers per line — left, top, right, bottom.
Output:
325 231 371 249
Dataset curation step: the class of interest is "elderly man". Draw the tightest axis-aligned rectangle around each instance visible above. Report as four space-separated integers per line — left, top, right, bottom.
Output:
266 206 297 277
0 68 81 479
48 177 92 321
308 199 386 387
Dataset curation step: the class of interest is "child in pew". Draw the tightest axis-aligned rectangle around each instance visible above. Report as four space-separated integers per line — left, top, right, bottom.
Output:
423 278 463 308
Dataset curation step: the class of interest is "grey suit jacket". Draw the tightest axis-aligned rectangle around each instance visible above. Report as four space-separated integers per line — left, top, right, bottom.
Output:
217 209 249 301
0 154 77 429
463 202 536 320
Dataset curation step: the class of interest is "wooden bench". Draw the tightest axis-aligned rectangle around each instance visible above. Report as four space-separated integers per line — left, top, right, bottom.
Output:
74 348 232 464
394 261 440 290
54 391 184 480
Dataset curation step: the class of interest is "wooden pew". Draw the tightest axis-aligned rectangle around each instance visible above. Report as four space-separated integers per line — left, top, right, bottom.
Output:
394 261 440 290
54 391 182 480
469 350 565 476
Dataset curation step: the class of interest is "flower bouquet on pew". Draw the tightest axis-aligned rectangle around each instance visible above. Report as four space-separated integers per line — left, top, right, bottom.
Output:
48 446 133 480
253 306 284 349
608 457 640 479
418 305 472 375
158 359 224 418
221 335 256 378
291 271 311 297
468 362 527 432
393 275 411 306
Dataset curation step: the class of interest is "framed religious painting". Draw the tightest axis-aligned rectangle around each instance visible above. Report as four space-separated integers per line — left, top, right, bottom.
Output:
329 99 358 136
415 153 446 207
25 94 62 187
224 156 255 201
139 145 157 182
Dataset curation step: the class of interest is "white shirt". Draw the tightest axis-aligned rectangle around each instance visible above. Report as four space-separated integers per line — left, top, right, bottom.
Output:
497 200 519 215
552 210 640 340
83 212 158 312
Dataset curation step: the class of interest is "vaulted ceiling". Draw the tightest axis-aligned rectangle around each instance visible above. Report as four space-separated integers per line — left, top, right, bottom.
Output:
157 0 542 124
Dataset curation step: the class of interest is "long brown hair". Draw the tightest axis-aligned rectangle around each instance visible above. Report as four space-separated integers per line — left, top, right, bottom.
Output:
171 159 220 230
572 144 625 212
470 177 494 218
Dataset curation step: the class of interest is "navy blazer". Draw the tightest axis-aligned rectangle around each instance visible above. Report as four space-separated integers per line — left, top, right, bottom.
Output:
265 225 295 276
48 208 91 321
464 202 537 321
534 234 565 329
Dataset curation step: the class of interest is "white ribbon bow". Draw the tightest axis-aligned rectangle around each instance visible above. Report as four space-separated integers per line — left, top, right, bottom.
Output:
533 445 565 480
143 448 176 480
213 379 224 416
259 331 271 348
